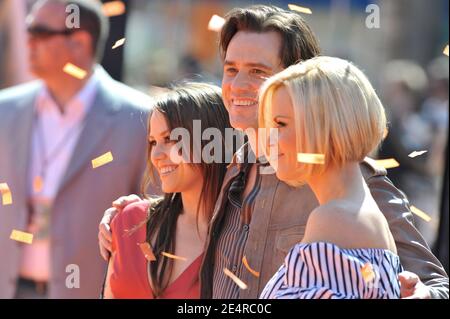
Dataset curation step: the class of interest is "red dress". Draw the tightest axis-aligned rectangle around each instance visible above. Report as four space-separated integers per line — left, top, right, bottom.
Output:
110 201 202 299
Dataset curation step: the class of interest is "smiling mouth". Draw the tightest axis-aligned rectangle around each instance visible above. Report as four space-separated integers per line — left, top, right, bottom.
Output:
231 99 258 107
159 165 178 176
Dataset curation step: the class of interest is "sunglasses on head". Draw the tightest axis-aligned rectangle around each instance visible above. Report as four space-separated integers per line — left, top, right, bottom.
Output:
26 25 78 38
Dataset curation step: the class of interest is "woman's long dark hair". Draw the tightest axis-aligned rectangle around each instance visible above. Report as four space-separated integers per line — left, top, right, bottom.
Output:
140 83 232 297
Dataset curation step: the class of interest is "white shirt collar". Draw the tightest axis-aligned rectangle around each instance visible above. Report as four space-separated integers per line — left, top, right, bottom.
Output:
36 67 100 118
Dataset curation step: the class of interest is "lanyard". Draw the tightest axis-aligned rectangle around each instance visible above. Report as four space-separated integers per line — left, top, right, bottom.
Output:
32 109 88 194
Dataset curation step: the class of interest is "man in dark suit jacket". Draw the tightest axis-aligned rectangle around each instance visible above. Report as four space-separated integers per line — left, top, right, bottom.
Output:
0 0 156 298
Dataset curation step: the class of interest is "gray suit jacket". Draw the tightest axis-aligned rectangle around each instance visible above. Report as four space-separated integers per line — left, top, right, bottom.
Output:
0 67 156 298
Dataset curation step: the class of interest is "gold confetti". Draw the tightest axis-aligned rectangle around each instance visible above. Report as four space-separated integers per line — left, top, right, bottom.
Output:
375 158 400 169
242 256 260 277
63 63 87 80
297 153 325 164
444 45 449 57
0 182 12 205
2 193 12 205
408 150 428 158
102 1 126 17
223 268 248 290
10 230 33 244
361 262 375 283
161 252 187 261
33 176 44 193
288 4 312 14
208 14 225 32
112 38 126 49
138 242 156 261
410 206 432 222
92 151 114 169
383 127 389 139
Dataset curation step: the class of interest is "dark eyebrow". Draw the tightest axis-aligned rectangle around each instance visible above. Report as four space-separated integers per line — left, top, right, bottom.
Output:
224 60 272 71
149 130 171 139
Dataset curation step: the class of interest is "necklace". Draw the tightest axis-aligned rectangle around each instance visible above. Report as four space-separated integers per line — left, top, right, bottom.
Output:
32 111 87 193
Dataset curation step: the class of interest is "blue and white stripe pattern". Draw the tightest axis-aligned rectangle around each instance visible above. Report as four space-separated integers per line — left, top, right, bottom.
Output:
260 242 403 299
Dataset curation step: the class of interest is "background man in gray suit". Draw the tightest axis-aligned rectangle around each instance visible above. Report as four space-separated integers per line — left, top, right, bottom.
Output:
0 0 155 298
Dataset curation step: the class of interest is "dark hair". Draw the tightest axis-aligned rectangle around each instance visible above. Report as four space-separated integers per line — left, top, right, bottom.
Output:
220 5 321 67
40 0 109 60
140 83 232 297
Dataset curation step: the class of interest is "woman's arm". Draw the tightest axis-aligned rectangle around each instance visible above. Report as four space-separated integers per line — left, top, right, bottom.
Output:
102 254 115 299
98 194 144 260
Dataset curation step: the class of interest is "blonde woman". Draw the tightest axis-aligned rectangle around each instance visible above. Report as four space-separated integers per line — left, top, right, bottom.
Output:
258 56 403 299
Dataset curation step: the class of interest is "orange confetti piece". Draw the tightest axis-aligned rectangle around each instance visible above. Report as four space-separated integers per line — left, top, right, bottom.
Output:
161 252 187 261
408 150 428 158
288 4 312 14
0 182 12 205
223 268 248 290
0 183 9 191
10 229 33 244
33 176 44 193
102 1 126 17
208 14 225 32
112 38 126 49
138 242 156 261
2 192 12 205
242 256 260 277
444 45 449 57
92 151 114 169
297 153 325 164
63 63 87 80
410 206 432 222
375 158 400 169
383 127 389 139
361 262 375 283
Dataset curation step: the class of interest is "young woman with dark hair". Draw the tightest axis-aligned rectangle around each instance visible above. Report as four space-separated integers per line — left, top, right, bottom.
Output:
102 83 232 298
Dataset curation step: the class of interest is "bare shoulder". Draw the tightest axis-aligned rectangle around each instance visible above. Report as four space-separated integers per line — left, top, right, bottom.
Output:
302 201 393 250
302 202 358 243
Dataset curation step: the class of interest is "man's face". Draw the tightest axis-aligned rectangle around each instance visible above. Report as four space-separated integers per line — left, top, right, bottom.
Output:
26 1 73 79
222 31 284 131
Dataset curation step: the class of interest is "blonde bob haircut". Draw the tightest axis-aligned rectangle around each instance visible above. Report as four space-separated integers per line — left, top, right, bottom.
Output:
259 56 387 187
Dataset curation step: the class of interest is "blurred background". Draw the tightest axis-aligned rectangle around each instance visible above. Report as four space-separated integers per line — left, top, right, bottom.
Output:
0 0 448 272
